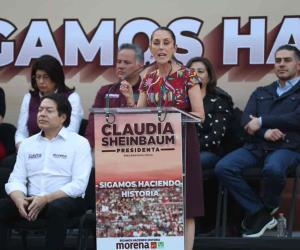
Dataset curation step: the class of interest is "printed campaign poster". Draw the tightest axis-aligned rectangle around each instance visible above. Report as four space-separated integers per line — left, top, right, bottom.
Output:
94 112 184 250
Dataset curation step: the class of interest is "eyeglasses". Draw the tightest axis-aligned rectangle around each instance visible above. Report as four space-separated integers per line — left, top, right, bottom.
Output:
33 74 50 82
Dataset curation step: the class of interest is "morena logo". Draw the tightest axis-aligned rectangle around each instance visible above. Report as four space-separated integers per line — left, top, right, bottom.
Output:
150 242 157 248
115 241 164 249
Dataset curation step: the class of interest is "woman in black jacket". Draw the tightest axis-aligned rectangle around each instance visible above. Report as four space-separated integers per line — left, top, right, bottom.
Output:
186 57 233 169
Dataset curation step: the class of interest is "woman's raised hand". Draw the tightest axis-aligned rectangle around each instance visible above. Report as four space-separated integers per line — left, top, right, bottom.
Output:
120 80 135 107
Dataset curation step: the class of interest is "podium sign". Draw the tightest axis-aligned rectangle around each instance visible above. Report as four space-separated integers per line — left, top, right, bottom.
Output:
95 112 184 250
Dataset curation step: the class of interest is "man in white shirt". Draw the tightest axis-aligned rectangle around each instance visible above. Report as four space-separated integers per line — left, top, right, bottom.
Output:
0 93 92 250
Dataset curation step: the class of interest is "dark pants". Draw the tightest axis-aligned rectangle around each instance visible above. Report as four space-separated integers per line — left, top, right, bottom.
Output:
215 147 300 214
0 168 11 199
200 151 220 170
0 196 86 250
0 154 16 170
196 151 220 233
0 154 17 199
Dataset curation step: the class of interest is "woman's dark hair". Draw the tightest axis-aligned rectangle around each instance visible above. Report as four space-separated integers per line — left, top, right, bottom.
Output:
41 93 72 127
150 26 176 45
30 55 74 95
186 57 217 94
150 26 181 64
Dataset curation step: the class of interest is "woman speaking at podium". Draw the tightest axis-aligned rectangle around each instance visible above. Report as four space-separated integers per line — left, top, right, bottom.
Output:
120 26 205 250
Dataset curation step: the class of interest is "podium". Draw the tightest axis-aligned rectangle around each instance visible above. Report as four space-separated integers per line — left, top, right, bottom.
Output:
91 107 201 250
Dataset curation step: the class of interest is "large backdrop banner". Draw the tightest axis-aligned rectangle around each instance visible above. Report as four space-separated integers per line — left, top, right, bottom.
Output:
0 0 299 124
94 111 184 250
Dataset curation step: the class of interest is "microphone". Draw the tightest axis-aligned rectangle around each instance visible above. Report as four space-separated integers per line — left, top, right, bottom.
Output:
158 61 172 122
105 61 153 124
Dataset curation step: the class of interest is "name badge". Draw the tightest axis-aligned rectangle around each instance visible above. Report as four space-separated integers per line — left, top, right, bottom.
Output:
52 153 67 159
105 93 119 98
28 153 42 159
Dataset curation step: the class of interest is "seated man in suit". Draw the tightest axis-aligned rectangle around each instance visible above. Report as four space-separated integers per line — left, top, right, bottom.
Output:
85 43 144 147
215 44 300 238
0 93 92 250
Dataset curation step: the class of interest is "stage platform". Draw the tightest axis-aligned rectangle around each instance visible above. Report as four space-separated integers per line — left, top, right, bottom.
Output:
194 236 300 249
6 232 300 250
